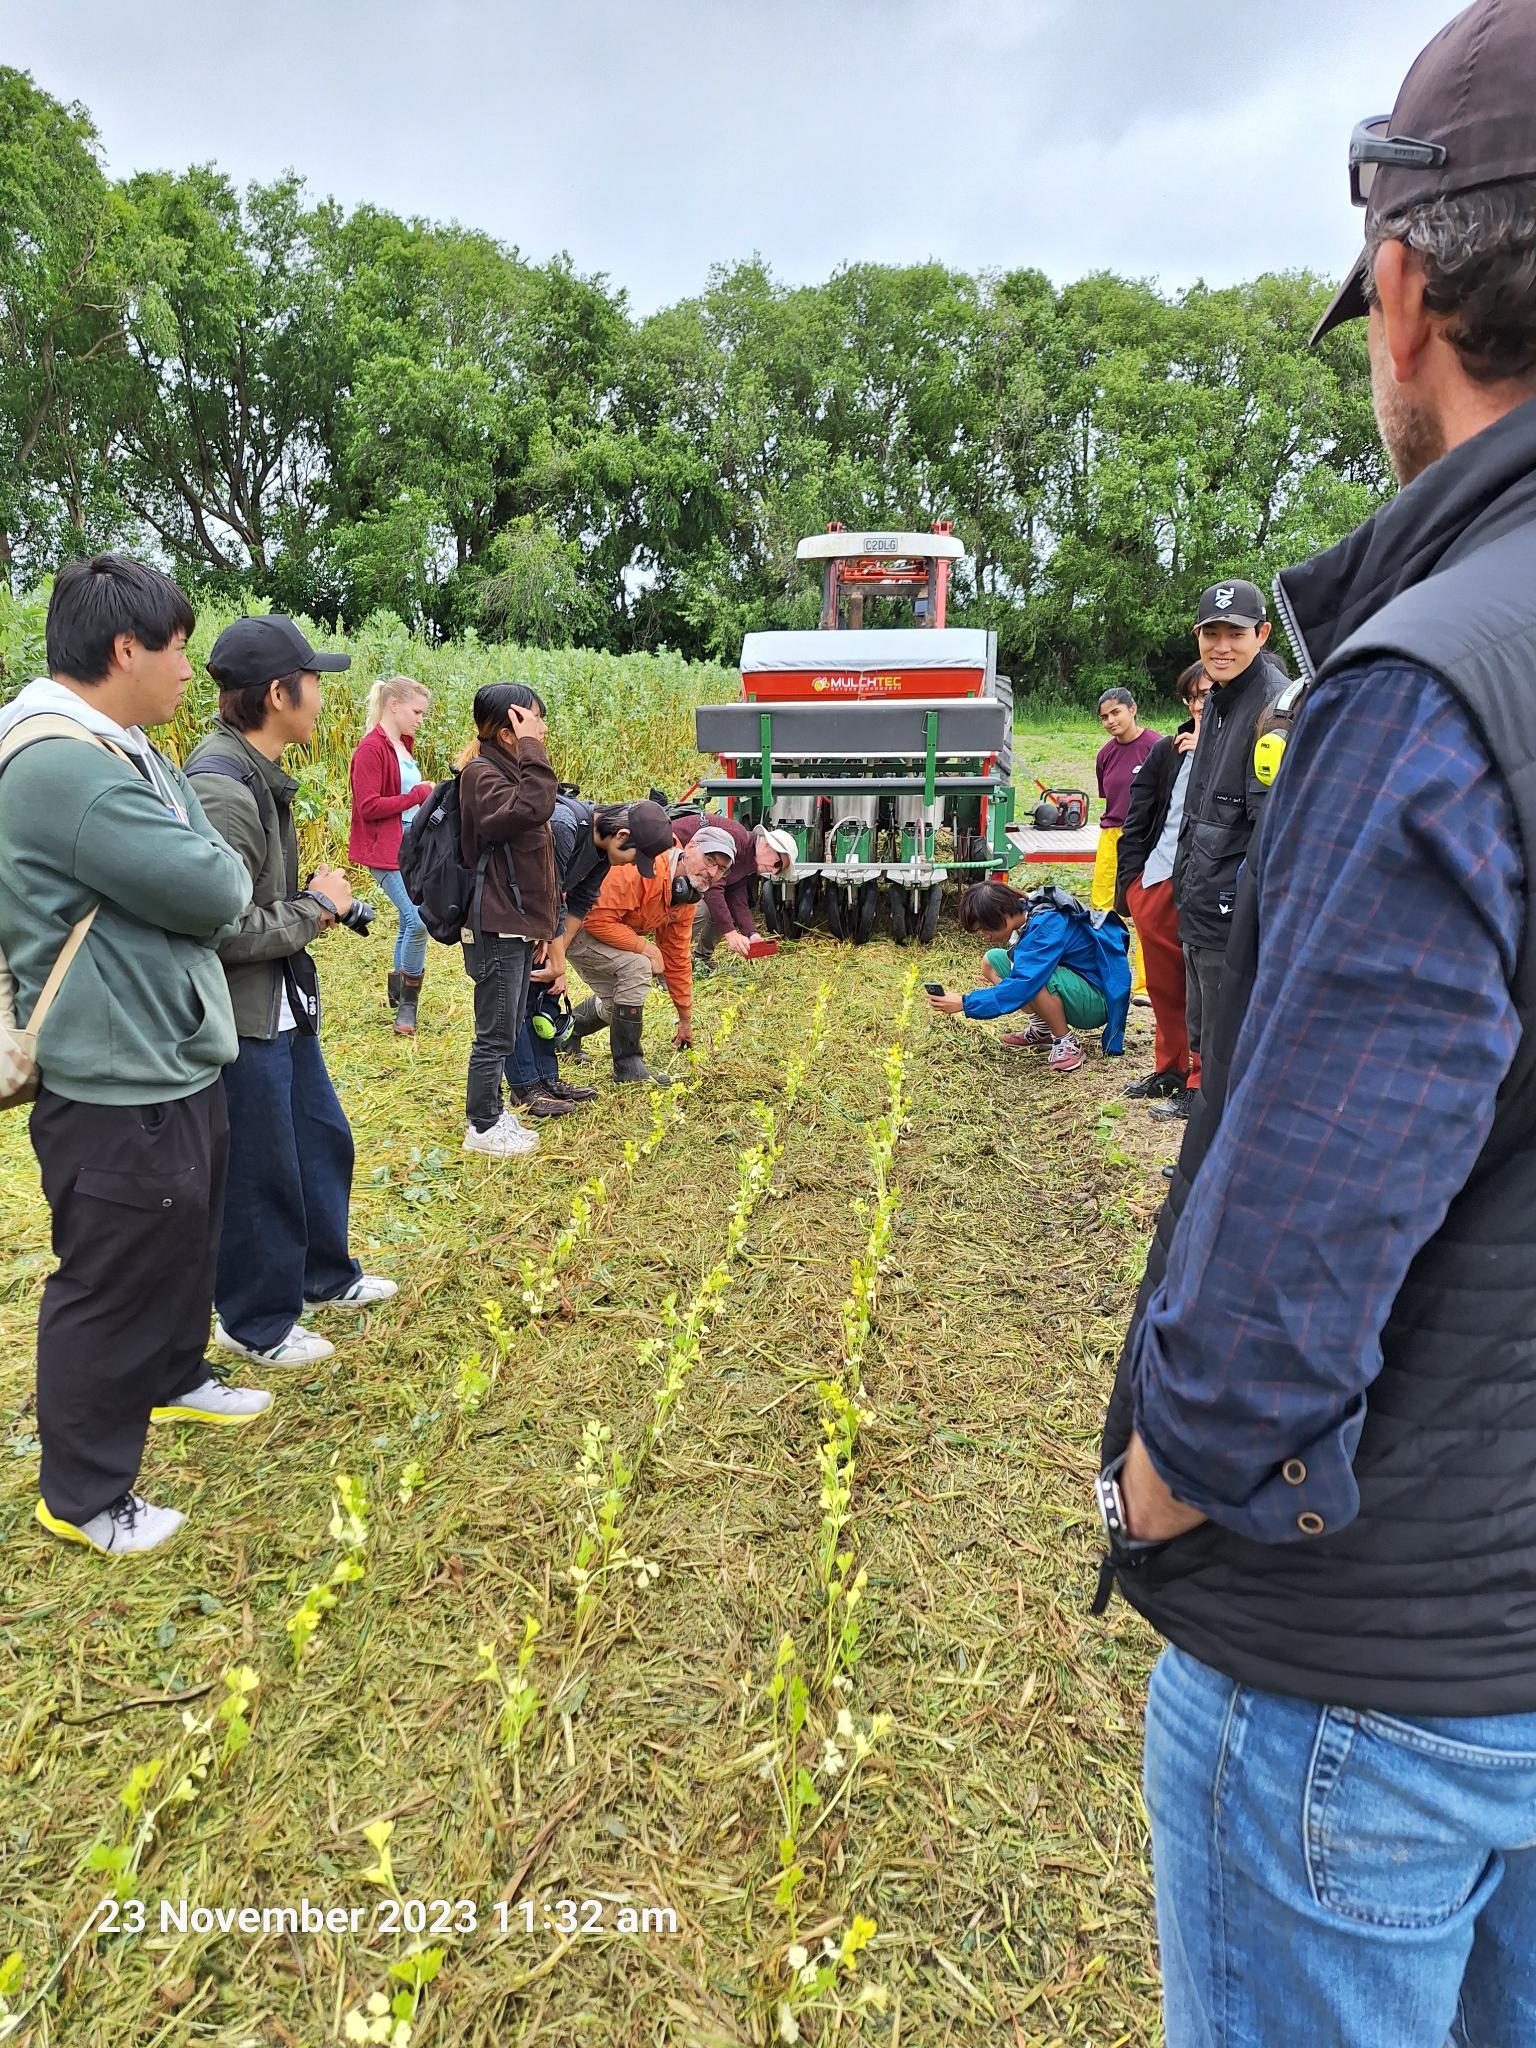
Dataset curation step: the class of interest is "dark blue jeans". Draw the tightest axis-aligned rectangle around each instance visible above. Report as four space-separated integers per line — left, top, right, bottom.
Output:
463 936 533 1131
505 1015 557 1092
216 1030 360 1350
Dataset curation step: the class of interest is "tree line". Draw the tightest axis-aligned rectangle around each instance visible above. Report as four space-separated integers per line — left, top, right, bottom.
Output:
2 67 1390 700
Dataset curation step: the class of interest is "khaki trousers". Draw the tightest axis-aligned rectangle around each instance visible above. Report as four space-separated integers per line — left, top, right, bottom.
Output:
565 929 655 1008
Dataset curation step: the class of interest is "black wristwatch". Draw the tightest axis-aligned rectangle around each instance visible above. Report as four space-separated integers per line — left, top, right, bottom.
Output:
1091 1452 1170 1614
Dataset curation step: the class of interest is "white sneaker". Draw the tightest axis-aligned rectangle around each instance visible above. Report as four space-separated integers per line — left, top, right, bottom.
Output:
150 1376 274 1426
212 1319 335 1367
463 1112 540 1159
36 1491 186 1554
304 1274 398 1310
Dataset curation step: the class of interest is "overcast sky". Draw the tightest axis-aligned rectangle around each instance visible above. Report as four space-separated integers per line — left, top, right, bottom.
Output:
5 0 1458 313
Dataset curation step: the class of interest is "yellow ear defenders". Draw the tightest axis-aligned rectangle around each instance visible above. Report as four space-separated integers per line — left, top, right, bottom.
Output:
1252 677 1308 789
1253 729 1287 787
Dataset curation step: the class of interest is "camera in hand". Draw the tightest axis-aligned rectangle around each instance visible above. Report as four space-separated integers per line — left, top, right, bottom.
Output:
303 875 375 936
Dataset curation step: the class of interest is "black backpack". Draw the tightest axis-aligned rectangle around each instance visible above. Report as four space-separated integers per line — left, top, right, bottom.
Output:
399 771 498 947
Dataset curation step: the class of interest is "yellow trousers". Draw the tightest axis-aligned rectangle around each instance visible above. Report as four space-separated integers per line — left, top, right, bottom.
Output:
1092 825 1146 998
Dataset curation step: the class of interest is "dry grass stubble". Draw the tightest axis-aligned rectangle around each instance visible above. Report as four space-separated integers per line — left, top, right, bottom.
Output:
0 913 1174 2046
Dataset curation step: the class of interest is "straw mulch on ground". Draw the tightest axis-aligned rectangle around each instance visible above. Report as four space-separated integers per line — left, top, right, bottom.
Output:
0 915 1175 2047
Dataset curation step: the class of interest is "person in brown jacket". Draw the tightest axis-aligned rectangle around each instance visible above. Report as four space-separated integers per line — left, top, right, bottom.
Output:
566 821 734 1085
455 683 559 1158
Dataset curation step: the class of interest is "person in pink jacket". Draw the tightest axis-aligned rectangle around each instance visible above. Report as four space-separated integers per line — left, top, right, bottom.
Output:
348 675 433 1034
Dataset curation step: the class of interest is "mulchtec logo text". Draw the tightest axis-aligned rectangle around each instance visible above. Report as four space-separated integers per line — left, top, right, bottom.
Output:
810 673 903 696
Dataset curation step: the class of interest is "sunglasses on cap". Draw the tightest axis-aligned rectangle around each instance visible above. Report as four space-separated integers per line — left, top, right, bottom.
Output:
1349 115 1448 209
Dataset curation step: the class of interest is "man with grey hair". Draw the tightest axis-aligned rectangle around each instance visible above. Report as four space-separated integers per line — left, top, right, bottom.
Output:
670 808 796 967
1094 1 1536 2040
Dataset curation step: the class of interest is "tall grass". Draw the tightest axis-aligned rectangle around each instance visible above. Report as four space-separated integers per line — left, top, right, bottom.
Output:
1 587 735 865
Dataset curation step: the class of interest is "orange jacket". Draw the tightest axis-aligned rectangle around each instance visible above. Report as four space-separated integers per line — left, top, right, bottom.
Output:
583 849 696 1010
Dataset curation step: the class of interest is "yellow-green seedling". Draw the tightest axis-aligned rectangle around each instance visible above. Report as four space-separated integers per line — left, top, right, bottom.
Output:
287 1477 370 1665
474 1615 541 1807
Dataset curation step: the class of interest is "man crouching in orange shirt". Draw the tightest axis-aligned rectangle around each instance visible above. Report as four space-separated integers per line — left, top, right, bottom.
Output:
562 806 735 1085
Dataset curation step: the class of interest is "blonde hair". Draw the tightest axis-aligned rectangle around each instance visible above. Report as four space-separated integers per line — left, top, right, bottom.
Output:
365 673 431 730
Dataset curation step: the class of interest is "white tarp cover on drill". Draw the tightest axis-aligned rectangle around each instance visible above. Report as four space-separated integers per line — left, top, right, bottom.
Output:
739 628 992 674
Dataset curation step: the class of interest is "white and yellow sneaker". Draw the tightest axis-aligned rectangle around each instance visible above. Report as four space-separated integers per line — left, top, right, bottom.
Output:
36 1491 186 1554
150 1375 273 1426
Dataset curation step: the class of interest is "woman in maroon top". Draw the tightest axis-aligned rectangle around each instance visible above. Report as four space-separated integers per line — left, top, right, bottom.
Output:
349 675 434 1034
1092 686 1161 1003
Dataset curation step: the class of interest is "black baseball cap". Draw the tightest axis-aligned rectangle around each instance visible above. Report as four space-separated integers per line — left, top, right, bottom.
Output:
1313 0 1536 344
207 614 350 689
618 799 674 878
1195 580 1268 629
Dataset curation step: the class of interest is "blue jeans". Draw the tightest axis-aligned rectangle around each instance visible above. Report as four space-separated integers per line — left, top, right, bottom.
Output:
505 1015 556 1092
216 1030 361 1349
463 936 533 1131
1145 1644 1536 2048
369 866 428 976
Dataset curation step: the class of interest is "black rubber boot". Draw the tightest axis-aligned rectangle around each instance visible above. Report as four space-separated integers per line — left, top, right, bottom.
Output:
394 972 424 1037
387 970 404 1009
611 1003 670 1087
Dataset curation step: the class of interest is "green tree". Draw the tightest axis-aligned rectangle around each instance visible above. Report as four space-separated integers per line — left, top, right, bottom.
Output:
106 169 338 589
0 69 129 585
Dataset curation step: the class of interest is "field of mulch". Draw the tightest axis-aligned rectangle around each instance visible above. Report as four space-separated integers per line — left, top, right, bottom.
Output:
0 910 1178 2047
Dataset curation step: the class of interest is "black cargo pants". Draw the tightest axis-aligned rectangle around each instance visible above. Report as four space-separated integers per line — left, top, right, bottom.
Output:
28 1082 229 1523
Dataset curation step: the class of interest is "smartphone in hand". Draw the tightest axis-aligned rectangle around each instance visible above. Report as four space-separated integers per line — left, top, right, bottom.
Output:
924 982 946 996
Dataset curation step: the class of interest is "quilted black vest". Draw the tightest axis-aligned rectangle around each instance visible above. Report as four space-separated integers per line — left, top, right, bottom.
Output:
1102 510 1536 1715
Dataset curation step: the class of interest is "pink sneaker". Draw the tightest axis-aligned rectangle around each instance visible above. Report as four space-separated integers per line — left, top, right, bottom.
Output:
1047 1035 1085 1074
1002 1020 1055 1050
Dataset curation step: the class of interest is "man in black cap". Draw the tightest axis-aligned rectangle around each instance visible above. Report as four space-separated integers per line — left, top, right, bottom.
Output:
1097 3 1536 2041
1158 577 1283 1122
188 617 397 1372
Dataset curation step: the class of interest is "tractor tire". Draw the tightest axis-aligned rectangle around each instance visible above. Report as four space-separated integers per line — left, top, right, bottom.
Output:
888 884 911 946
919 880 944 945
853 878 879 945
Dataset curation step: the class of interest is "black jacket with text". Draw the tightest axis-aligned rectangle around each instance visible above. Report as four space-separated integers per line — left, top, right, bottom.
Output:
1170 656 1287 950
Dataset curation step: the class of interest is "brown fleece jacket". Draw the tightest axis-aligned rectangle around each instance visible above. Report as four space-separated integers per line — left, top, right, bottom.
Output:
457 737 559 940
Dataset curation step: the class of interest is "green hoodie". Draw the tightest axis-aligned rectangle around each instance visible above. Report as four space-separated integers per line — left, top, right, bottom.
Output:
0 709 251 1105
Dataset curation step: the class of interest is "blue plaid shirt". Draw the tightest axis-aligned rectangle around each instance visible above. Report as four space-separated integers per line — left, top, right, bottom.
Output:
1129 664 1525 1544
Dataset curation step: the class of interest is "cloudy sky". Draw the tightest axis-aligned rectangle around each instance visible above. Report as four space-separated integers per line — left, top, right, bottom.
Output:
7 0 1458 311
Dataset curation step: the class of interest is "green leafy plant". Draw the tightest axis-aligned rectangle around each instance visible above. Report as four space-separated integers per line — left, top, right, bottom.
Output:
343 1824 445 2047
765 1635 817 1938
474 1616 542 1807
776 1913 883 2042
287 1477 370 1665
518 1175 607 1318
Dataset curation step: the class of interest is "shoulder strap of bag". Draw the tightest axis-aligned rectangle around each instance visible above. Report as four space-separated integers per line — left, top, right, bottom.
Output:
0 712 130 771
0 714 132 1031
187 747 276 828
24 904 100 1034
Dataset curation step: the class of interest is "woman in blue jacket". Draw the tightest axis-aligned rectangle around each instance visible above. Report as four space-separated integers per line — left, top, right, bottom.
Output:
927 881 1131 1075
